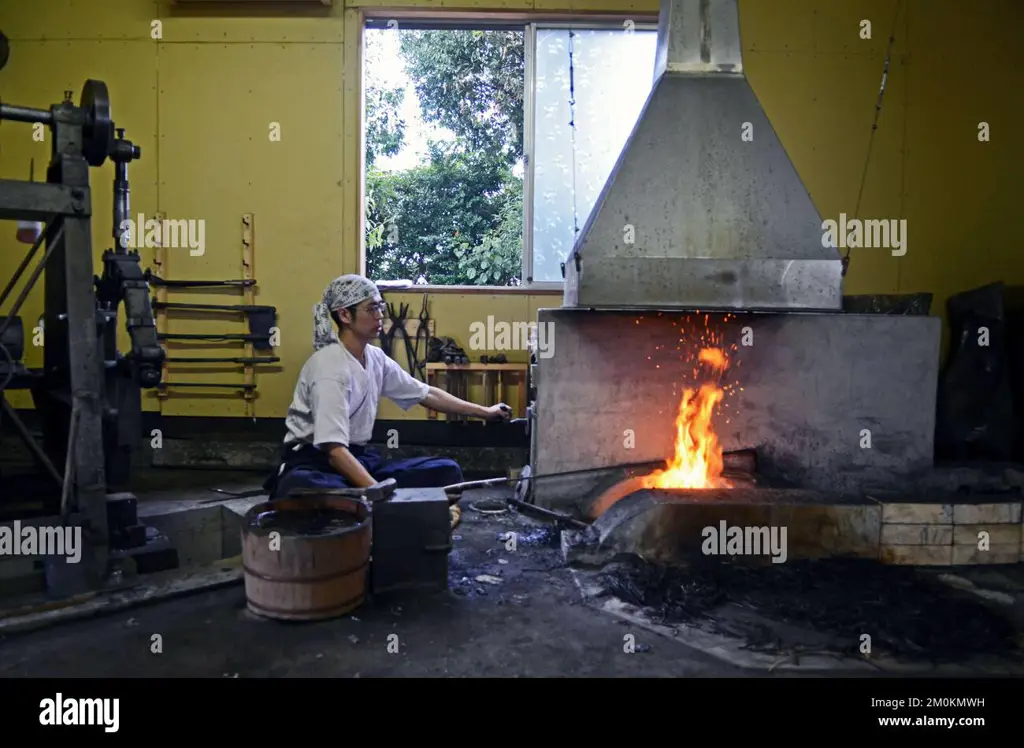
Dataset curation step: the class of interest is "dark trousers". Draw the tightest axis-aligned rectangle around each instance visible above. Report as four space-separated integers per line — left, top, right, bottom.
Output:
264 442 463 500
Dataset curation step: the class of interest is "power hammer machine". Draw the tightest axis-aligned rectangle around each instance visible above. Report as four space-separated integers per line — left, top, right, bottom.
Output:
0 77 165 596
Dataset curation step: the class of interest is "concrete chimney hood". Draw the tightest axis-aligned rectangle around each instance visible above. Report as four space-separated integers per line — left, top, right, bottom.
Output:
562 0 844 311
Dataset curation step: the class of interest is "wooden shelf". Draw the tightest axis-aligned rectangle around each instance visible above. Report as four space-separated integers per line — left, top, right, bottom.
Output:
425 363 525 372
425 362 528 421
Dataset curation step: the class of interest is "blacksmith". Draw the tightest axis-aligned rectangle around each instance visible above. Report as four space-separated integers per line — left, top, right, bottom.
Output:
264 274 510 499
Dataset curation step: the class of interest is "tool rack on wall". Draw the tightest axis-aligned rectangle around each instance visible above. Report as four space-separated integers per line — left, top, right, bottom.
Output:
151 213 278 418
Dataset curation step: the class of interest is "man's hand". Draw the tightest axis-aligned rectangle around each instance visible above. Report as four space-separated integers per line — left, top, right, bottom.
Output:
421 387 514 421
482 403 512 421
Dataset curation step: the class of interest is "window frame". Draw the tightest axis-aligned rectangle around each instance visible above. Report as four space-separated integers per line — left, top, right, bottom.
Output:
359 10 658 294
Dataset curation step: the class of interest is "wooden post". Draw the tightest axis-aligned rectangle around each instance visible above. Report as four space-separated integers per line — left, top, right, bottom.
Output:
242 214 255 418
152 212 168 410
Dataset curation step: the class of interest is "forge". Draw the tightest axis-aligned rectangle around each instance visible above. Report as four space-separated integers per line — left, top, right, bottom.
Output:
525 0 1024 586
530 0 940 517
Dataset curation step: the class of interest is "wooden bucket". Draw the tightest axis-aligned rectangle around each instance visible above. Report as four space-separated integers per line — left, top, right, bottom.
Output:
241 493 371 621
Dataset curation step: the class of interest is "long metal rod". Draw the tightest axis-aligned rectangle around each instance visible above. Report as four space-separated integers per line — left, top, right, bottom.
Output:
0 224 64 342
506 497 588 529
164 356 279 364
152 301 276 312
0 104 53 124
442 459 668 493
844 0 903 276
442 450 758 494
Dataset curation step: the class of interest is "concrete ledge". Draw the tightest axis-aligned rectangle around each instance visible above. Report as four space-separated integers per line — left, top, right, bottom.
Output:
0 558 242 636
138 495 267 570
583 488 1023 567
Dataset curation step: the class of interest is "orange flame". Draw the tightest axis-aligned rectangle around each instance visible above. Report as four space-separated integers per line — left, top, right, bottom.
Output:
639 346 732 490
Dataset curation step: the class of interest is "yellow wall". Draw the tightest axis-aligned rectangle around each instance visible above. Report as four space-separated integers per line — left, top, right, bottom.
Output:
0 0 1021 421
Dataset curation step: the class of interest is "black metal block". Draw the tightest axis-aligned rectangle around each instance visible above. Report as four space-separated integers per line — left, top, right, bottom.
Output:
370 488 450 595
110 530 178 574
106 492 138 529
109 523 146 550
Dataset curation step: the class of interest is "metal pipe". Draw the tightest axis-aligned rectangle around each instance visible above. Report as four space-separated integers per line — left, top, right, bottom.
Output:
113 162 129 249
506 497 588 529
0 104 53 125
112 129 131 249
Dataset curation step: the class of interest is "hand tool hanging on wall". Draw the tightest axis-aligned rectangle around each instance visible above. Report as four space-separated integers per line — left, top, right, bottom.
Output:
379 302 398 357
381 301 407 359
152 298 277 355
163 356 279 364
381 301 428 380
158 333 270 347
399 309 421 380
413 294 430 379
145 273 255 289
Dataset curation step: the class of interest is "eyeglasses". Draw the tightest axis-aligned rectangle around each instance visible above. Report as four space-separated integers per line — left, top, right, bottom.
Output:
364 301 388 317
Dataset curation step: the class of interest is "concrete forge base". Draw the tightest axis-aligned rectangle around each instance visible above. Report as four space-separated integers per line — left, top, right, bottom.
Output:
569 487 1024 567
531 309 941 512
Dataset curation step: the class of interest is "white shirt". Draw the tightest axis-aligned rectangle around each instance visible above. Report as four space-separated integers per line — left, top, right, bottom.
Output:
283 343 429 449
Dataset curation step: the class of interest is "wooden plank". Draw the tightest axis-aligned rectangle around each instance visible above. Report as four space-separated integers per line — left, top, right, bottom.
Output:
242 214 255 417
425 363 527 371
153 212 168 407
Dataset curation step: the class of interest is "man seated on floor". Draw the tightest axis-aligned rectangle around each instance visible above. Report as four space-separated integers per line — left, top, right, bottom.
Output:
263 274 511 499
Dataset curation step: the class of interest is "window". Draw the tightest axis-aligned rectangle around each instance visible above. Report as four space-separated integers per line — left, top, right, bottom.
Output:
362 19 657 288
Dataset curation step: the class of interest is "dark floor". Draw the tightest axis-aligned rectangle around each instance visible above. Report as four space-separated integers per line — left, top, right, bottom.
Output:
4 468 1012 678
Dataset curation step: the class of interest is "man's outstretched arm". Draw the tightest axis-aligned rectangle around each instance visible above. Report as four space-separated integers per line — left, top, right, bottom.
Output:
420 386 510 420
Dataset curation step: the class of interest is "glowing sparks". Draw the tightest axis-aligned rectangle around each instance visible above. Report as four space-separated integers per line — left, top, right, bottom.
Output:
638 314 740 490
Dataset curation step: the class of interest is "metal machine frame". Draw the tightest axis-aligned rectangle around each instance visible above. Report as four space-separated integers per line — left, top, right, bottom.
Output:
0 81 164 593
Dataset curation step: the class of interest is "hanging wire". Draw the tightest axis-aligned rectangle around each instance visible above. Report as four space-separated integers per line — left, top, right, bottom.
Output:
843 0 904 276
567 30 580 241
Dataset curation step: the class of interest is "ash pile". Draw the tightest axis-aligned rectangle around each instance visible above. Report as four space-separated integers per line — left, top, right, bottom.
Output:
588 554 1023 665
